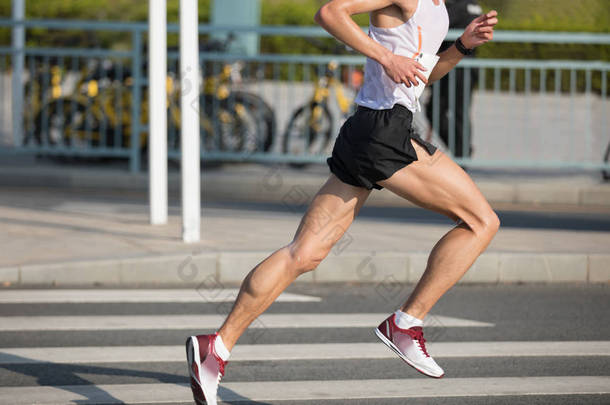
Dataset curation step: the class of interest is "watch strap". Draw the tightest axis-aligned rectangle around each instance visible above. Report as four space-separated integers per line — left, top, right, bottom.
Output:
455 36 473 56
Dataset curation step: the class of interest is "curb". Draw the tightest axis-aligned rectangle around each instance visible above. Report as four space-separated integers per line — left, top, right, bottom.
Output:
1 165 610 208
2 252 608 287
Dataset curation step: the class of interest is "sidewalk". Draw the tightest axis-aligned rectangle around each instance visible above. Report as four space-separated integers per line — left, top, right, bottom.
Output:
1 156 610 208
1 176 608 286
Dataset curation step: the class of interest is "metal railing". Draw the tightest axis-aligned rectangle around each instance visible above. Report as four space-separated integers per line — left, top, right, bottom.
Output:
0 19 608 173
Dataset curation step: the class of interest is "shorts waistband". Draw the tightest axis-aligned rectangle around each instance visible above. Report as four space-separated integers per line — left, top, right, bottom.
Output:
356 103 413 117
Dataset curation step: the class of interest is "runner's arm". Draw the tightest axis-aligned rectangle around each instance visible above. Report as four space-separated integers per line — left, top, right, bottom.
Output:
428 10 498 83
315 0 428 87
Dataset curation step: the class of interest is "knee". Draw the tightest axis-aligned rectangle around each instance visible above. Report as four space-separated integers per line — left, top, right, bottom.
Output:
460 207 499 239
284 240 330 275
475 209 500 238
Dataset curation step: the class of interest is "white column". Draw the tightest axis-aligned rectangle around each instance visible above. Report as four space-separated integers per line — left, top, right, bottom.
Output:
180 0 200 243
148 0 168 225
11 0 25 147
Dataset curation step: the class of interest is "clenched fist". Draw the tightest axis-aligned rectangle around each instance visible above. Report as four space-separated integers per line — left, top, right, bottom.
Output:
381 53 428 88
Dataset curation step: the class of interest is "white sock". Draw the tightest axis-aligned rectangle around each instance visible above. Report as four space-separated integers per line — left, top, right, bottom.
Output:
393 309 423 329
214 333 231 361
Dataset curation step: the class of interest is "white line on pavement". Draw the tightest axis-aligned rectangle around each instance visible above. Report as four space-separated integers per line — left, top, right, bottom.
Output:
0 341 608 364
0 313 493 331
0 377 608 404
0 289 321 303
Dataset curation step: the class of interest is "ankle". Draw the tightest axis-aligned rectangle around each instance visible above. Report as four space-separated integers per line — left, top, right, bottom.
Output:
401 302 428 320
393 309 424 329
214 332 231 361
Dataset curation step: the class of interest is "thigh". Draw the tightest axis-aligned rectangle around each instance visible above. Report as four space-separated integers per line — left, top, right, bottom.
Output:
290 173 371 255
376 139 493 230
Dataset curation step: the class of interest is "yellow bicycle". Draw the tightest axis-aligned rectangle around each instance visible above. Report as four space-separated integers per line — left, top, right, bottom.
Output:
283 60 360 160
32 60 143 150
32 56 275 155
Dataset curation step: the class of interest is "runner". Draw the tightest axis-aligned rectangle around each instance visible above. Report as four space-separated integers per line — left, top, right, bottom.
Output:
186 1 499 403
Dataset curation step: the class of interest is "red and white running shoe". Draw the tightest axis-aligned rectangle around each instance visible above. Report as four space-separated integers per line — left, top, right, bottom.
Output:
185 333 228 405
374 313 444 378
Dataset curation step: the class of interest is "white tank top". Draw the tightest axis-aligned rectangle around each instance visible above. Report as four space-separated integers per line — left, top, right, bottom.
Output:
354 0 449 112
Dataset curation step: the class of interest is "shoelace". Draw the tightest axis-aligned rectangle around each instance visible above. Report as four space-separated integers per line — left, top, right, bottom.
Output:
216 356 227 377
210 354 227 388
210 333 228 378
405 326 430 357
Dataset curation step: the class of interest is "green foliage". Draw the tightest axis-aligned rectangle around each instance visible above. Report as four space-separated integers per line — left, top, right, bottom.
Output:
259 0 368 54
0 0 211 22
0 0 211 49
479 0 609 32
0 0 607 60
477 0 609 61
260 0 325 54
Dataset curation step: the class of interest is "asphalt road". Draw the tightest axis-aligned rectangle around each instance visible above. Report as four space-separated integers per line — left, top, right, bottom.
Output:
0 284 608 404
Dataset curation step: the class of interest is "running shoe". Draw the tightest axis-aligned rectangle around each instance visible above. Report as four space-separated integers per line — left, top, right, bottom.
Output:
374 313 444 378
185 333 228 405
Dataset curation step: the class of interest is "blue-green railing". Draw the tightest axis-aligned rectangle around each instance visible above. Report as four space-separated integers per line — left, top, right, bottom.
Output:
0 19 608 172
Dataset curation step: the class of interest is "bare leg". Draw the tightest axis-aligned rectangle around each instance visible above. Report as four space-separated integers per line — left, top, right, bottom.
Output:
377 139 500 319
217 174 371 351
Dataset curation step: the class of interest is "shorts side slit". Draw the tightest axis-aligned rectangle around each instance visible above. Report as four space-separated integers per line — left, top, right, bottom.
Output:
326 104 438 191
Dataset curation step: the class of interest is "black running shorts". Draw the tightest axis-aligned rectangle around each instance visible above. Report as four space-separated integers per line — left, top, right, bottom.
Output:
326 104 438 190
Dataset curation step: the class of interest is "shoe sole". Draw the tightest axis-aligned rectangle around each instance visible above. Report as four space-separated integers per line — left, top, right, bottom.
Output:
374 327 444 379
186 336 208 405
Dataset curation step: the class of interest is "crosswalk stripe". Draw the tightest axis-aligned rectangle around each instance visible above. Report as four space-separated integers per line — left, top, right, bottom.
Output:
0 377 608 404
0 313 493 331
0 289 321 303
1 341 608 364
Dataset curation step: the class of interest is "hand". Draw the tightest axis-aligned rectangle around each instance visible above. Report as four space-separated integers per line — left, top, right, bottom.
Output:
381 53 428 88
460 10 498 49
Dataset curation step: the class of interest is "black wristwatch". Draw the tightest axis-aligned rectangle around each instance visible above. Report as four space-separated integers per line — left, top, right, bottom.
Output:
455 36 474 56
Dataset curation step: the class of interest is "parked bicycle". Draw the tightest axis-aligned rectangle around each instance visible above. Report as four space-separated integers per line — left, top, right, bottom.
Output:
23 57 69 146
171 34 276 154
282 40 362 164
31 59 143 150
197 57 275 153
283 60 360 163
27 35 276 157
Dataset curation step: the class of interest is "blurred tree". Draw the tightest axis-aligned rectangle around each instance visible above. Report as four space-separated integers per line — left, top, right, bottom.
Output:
476 0 609 61
0 0 607 60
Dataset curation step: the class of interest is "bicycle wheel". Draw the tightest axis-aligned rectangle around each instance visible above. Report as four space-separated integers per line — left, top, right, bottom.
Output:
231 91 275 152
283 102 333 164
602 143 610 180
34 97 102 148
201 94 259 153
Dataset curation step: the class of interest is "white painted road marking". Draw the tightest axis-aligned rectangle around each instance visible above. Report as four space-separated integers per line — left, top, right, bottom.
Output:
0 289 321 303
0 377 608 404
0 313 493 331
0 341 607 364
